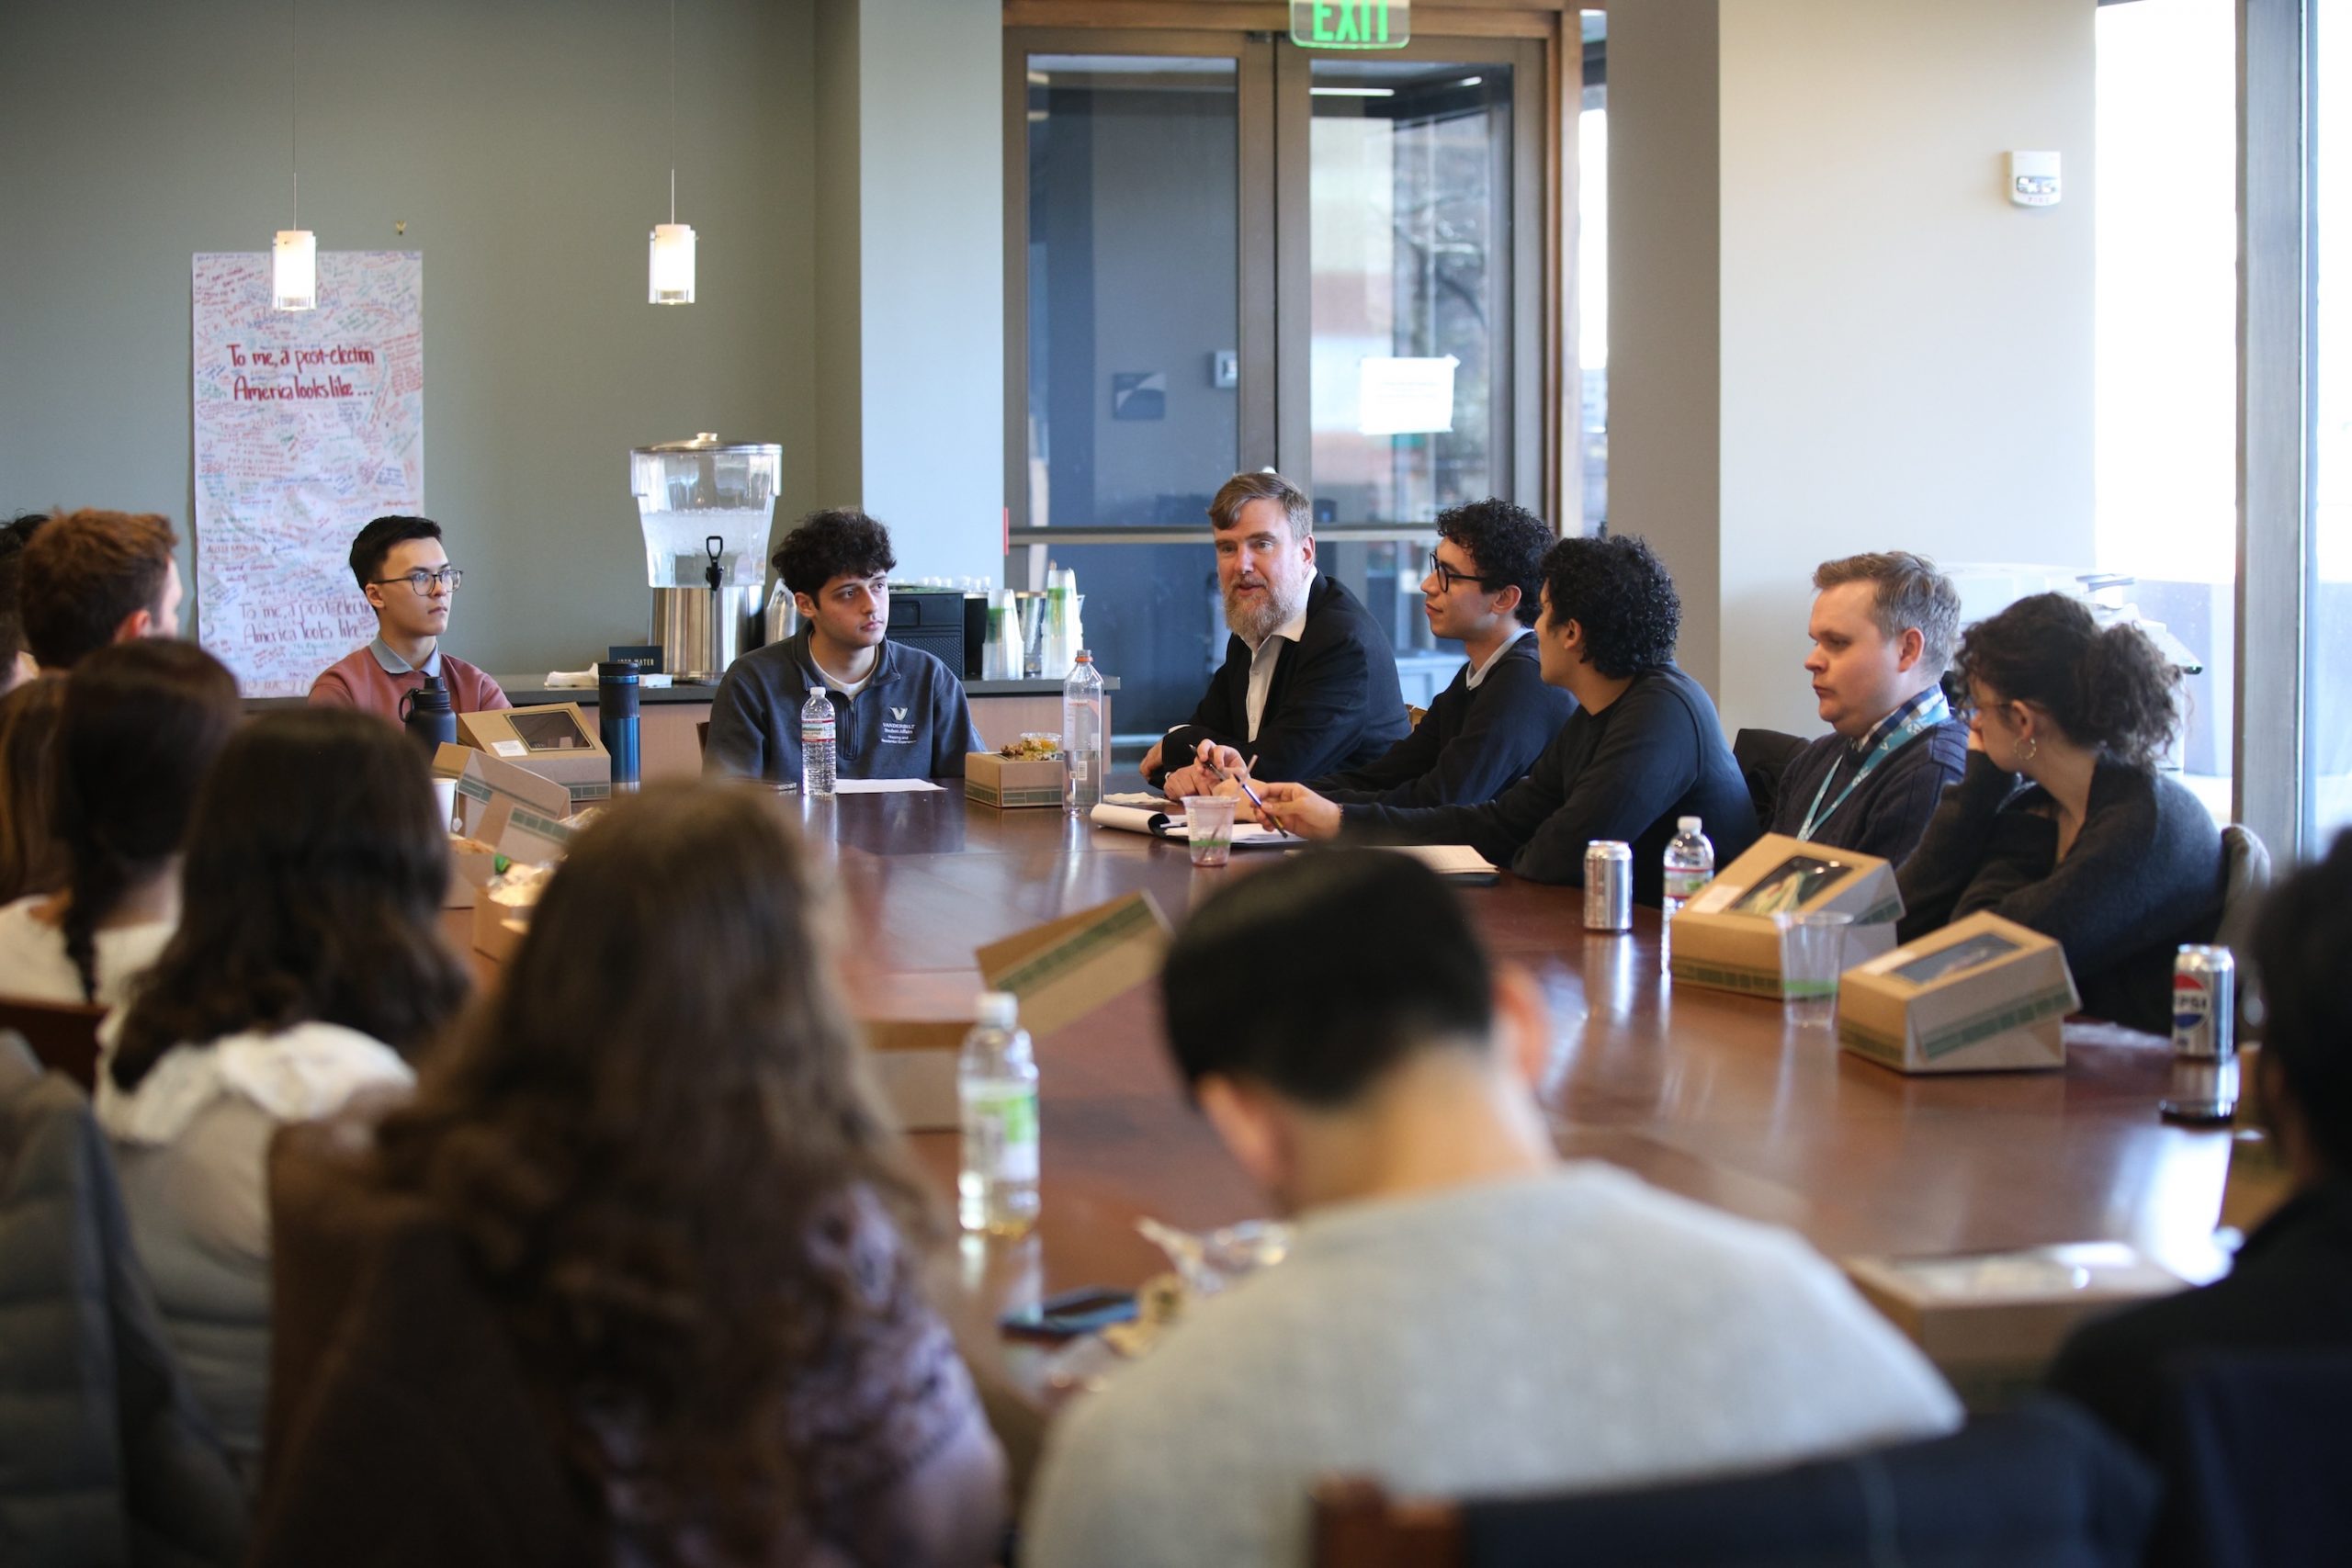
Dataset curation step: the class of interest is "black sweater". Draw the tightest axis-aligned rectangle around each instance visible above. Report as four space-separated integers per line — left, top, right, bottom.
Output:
1339 663 1758 904
1311 637 1577 808
1894 751 2222 1034
1768 720 1969 864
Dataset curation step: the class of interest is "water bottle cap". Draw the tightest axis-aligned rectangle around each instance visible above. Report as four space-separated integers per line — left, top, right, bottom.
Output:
1073 649 1090 662
1678 817 1702 833
808 686 827 699
976 991 1019 1028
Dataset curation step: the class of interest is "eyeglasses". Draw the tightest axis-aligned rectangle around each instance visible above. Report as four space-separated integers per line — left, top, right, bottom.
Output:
371 567 464 595
1427 555 1497 594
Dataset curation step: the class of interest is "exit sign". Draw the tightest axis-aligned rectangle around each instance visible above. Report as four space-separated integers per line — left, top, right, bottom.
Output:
1291 1 1409 51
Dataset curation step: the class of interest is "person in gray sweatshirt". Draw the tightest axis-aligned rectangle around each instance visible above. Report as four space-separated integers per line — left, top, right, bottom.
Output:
704 509 983 783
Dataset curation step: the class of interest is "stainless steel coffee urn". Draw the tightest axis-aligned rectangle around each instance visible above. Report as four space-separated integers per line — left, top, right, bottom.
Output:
630 434 782 682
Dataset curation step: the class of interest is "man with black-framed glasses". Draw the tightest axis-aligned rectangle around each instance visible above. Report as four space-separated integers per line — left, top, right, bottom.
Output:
309 513 512 720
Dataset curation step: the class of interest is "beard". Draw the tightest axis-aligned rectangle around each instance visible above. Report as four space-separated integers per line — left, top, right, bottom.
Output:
1224 574 1308 646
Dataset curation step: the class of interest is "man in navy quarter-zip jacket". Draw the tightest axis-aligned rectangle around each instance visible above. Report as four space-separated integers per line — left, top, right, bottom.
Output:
704 509 983 783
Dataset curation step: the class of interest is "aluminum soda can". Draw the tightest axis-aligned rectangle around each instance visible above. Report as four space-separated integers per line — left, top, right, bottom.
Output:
1584 840 1634 933
2171 945 2236 1060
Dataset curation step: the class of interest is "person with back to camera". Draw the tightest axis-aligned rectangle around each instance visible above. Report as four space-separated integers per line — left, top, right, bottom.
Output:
1894 592 2222 1035
2045 830 2352 1457
0 641 240 1008
705 508 984 782
17 508 184 671
0 674 68 906
97 708 472 1470
251 784 1009 1568
0 512 52 693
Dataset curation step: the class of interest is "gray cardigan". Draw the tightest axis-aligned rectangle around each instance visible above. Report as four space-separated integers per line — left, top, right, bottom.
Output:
1895 750 2223 1034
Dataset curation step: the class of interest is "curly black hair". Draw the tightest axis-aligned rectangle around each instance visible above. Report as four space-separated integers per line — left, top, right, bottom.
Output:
1436 499 1554 627
771 508 897 598
1952 592 2180 769
1540 534 1680 678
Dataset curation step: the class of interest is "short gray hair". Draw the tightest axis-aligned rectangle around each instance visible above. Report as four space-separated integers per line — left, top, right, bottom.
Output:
1209 470 1311 540
1813 551 1962 673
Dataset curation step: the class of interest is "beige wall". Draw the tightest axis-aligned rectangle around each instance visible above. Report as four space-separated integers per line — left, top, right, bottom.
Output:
1612 0 2097 738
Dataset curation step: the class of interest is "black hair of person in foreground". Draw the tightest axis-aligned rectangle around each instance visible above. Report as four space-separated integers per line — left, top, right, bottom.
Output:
1894 592 2222 1035
1254 533 1758 903
2046 830 2352 1457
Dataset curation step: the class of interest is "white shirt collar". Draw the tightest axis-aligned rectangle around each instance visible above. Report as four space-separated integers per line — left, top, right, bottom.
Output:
1464 624 1532 691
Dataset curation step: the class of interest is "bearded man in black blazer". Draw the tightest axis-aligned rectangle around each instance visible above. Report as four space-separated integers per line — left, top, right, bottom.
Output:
1147 471 1408 796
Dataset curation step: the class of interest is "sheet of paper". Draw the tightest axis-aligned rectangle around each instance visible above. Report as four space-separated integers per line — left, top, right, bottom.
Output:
1357 355 1458 435
834 778 944 794
1091 804 1172 835
1376 843 1498 877
1103 792 1170 808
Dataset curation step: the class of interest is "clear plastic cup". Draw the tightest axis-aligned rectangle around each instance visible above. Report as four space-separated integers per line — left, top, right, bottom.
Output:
1776 909 1854 1029
1182 795 1237 867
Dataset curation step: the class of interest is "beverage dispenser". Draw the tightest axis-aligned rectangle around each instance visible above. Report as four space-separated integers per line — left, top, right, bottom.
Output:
630 434 782 682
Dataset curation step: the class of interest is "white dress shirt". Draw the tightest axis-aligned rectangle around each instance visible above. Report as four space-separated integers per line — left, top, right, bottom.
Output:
1464 623 1532 692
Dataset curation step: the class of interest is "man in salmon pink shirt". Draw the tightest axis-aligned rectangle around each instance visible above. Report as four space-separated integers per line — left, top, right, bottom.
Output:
308 514 511 720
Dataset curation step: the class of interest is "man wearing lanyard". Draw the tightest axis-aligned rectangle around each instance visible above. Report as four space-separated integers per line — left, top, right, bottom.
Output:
1768 552 1968 863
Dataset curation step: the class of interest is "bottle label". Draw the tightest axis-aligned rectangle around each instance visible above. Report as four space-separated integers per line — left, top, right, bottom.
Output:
967 1085 1039 1181
1664 869 1711 900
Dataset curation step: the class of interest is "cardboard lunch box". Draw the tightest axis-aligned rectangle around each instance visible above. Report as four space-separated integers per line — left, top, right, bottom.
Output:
432 744 577 908
861 891 1170 1132
1843 1242 2187 1412
458 703 611 810
966 751 1067 809
1667 833 1904 999
1838 911 2079 1074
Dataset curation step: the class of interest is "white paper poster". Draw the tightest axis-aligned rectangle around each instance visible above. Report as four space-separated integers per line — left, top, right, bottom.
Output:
1356 355 1457 436
191 251 423 695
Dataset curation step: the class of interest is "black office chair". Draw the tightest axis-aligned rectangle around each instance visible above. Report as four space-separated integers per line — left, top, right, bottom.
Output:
1732 727 1810 830
1315 1398 2156 1568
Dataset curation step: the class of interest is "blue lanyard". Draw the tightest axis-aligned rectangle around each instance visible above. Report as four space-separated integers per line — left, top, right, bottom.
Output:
1798 690 1949 841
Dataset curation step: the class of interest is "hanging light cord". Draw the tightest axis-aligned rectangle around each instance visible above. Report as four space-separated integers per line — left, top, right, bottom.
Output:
668 0 677 224
288 0 300 225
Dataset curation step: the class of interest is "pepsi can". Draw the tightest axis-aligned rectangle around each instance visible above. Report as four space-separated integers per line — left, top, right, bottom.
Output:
2171 945 2235 1060
1584 840 1634 933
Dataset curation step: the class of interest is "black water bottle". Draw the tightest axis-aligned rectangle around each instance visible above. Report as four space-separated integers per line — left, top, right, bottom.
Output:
598 660 641 792
399 671 457 758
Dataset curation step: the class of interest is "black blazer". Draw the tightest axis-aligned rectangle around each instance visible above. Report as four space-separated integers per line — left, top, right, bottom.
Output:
1155 574 1408 786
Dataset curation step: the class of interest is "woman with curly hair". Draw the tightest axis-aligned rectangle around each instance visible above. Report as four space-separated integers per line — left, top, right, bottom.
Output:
0 641 240 1006
1895 592 2222 1033
99 706 469 1466
252 784 1007 1568
1260 534 1758 903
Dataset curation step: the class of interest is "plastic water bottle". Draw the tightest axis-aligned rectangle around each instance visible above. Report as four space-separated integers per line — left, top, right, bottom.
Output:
800 686 836 797
958 991 1039 1237
1063 649 1105 813
1662 816 1714 921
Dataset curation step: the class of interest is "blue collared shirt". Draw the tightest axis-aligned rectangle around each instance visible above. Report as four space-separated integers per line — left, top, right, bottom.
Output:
367 637 442 680
1848 683 1948 758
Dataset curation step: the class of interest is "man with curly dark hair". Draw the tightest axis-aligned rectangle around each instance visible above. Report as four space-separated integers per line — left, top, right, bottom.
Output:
1197 498 1576 808
1260 534 1757 901
705 509 983 781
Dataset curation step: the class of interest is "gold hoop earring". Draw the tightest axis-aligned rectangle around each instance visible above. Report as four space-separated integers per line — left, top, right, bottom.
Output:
2017 736 2039 763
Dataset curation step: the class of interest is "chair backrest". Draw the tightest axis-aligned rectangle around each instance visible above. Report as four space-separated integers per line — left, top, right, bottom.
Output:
1313 1400 2155 1568
1406 705 1428 730
695 718 709 754
2215 824 2272 1035
0 994 107 1090
1732 727 1810 829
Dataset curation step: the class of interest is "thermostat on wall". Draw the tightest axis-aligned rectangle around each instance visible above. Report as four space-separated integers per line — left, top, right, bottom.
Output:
2009 151 2061 208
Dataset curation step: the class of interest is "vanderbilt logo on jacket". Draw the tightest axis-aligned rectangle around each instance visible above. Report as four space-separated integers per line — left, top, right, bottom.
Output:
892 706 909 721
882 708 916 746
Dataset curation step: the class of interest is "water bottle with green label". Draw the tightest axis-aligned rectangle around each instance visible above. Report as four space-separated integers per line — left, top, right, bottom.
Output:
958 991 1039 1236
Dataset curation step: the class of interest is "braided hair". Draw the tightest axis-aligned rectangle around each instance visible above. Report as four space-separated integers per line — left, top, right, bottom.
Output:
52 641 240 1001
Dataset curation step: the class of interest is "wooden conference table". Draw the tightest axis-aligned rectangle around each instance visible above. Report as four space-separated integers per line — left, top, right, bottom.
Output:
458 786 2238 1326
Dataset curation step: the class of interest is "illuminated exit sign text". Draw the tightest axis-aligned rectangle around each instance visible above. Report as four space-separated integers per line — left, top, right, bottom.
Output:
1290 1 1409 51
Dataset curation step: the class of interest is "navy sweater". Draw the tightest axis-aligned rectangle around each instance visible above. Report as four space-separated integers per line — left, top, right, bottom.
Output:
1311 637 1577 808
1768 720 1968 864
1340 664 1758 904
703 627 983 783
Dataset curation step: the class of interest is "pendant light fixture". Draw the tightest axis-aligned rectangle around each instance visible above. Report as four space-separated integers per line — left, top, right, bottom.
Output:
273 0 315 310
649 0 695 304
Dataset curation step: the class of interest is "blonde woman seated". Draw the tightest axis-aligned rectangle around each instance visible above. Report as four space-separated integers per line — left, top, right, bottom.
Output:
1895 592 2222 1035
99 708 470 1466
252 784 1008 1568
0 642 238 1007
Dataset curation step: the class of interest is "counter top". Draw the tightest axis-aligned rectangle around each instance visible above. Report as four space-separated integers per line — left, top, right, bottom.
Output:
490 674 1114 706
